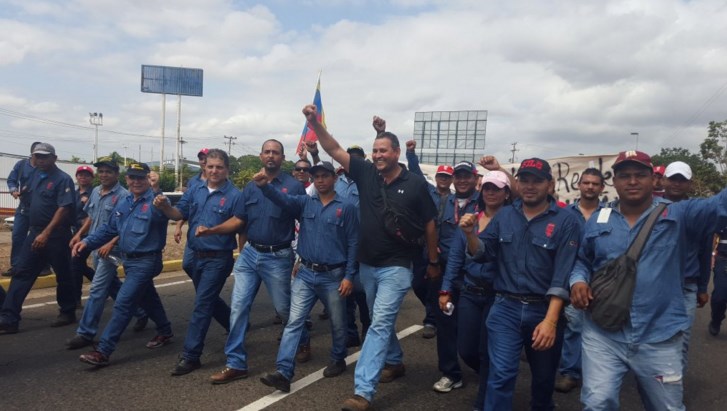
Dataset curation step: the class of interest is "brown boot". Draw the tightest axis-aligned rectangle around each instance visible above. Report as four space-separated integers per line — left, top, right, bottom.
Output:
341 395 370 411
379 363 405 383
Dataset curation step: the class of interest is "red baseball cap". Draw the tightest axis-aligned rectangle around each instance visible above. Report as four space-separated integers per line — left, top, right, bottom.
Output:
653 165 666 176
436 165 454 176
76 165 94 176
613 150 653 170
197 148 209 158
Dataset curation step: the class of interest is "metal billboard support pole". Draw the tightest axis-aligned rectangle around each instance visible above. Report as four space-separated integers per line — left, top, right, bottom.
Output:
160 94 166 174
175 94 182 190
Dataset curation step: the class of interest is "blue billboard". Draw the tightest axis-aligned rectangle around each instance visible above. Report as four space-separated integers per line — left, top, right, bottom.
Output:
141 65 203 97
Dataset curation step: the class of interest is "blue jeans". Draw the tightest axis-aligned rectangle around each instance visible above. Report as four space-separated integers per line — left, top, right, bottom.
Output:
1 229 76 324
581 322 684 411
277 266 348 380
458 288 494 410
185 249 231 332
182 254 233 361
346 273 370 340
411 251 436 327
96 255 172 357
435 281 462 381
485 296 564 411
225 245 305 370
10 207 29 268
71 244 96 302
558 304 583 380
353 263 412 403
681 282 697 373
76 251 125 339
712 254 727 325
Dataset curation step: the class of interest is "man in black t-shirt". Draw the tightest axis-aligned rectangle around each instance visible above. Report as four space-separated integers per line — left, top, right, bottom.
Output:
302 105 439 411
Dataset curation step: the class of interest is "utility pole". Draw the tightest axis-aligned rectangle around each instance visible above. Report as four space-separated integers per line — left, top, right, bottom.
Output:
509 142 519 164
224 135 237 154
631 132 639 150
122 145 128 167
89 112 103 163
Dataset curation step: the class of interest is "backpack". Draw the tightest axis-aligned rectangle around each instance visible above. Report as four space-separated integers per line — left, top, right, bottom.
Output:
588 204 666 332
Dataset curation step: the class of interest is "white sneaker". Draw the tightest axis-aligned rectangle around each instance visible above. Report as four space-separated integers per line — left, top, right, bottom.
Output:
432 375 463 393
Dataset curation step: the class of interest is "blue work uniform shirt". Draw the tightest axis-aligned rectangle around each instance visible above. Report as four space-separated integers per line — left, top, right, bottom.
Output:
334 174 360 208
7 158 36 208
261 185 359 280
84 183 128 235
442 222 496 293
27 166 76 234
471 198 581 301
439 192 479 260
186 172 205 191
570 190 727 344
175 180 242 251
84 188 169 254
75 187 92 231
234 173 304 246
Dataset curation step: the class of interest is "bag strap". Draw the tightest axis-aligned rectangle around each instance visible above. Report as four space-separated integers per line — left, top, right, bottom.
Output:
625 203 667 260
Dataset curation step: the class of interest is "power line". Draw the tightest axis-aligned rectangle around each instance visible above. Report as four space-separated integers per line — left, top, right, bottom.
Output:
224 135 237 154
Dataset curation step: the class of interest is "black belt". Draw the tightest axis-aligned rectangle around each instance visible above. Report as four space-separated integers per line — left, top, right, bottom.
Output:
498 292 548 304
194 250 232 259
249 242 291 253
120 251 161 259
462 283 494 296
300 259 346 272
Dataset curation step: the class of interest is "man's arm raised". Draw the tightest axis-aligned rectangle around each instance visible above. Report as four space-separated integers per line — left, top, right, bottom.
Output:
303 104 350 171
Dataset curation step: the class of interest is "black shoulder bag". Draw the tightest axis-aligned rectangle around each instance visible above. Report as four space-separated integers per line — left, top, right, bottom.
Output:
380 186 425 246
588 203 666 332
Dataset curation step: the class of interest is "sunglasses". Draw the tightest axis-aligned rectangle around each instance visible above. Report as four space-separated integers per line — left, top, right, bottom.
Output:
128 175 147 181
294 167 310 172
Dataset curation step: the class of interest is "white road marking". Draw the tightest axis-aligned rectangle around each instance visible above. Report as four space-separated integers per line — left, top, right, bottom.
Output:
238 324 424 411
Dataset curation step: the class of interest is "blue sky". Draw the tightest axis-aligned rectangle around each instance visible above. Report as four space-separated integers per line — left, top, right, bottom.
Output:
1 0 727 165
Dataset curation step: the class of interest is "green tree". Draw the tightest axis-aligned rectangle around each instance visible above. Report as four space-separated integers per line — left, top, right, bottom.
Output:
699 119 727 174
652 147 724 196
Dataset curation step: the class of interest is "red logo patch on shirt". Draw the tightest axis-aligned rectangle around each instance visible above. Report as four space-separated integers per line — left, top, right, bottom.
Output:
281 187 288 194
545 223 555 238
46 182 54 190
141 203 149 213
220 197 226 207
111 195 118 204
661 208 668 218
336 208 342 218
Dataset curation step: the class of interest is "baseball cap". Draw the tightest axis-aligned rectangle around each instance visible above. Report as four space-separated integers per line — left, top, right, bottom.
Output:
126 162 150 177
653 165 666 176
347 145 366 158
309 161 336 175
664 161 692 180
32 143 56 156
76 165 94 176
516 158 552 180
435 165 454 176
612 150 653 171
94 156 120 171
482 170 511 189
453 161 477 175
197 148 209 159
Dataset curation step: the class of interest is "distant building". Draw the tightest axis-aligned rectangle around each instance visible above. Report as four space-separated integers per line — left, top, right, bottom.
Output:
412 110 488 165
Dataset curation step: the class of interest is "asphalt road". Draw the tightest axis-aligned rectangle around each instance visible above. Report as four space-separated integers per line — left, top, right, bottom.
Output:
1 270 726 411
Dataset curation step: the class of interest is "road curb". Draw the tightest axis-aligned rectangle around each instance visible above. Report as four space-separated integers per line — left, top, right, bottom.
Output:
0 259 185 291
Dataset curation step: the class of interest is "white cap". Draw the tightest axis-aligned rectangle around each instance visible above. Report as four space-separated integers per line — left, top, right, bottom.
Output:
664 161 692 180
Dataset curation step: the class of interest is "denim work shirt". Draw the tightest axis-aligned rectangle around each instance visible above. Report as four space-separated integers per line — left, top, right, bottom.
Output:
84 188 169 254
261 185 359 280
570 191 727 344
7 158 35 208
175 180 242 251
471 198 581 301
405 150 444 215
442 225 496 293
334 174 360 208
27 166 76 233
234 173 304 245
186 172 205 192
83 183 128 235
439 192 480 261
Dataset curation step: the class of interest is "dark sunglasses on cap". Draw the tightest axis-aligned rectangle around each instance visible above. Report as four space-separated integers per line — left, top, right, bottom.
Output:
294 167 310 172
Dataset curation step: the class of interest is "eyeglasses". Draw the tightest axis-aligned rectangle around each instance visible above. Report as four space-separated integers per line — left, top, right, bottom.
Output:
294 167 310 172
128 175 147 181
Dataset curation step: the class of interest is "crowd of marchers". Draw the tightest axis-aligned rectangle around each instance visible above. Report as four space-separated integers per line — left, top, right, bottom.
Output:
2 104 727 411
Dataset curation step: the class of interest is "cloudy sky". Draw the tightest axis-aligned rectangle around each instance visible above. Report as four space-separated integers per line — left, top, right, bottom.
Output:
1 0 726 165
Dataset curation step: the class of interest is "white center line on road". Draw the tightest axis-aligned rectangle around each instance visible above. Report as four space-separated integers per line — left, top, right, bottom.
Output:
21 279 193 310
238 324 424 411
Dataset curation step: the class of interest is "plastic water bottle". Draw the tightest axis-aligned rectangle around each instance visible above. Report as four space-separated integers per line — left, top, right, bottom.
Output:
107 255 123 267
444 302 455 316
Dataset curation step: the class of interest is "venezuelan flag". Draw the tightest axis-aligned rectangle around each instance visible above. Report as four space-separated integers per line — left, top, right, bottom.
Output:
297 73 326 155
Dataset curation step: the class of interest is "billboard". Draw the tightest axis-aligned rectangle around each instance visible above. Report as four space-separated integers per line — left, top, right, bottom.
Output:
141 65 203 96
412 110 487 164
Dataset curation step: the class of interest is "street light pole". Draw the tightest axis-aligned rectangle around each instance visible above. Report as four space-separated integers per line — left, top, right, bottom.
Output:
89 112 103 162
631 132 639 150
123 145 128 167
